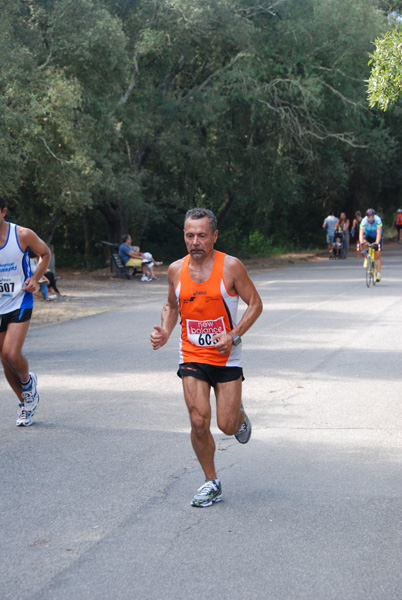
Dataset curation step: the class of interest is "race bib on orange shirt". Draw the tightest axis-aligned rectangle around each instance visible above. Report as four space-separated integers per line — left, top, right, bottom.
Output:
186 317 226 347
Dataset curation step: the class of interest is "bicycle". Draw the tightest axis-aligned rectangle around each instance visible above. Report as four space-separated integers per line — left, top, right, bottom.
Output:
360 242 378 287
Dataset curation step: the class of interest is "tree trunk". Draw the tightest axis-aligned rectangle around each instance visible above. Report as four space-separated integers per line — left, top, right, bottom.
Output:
218 191 235 225
83 207 93 270
43 206 66 244
98 200 128 243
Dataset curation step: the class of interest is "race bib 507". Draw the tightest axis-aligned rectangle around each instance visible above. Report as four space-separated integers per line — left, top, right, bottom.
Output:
0 275 21 298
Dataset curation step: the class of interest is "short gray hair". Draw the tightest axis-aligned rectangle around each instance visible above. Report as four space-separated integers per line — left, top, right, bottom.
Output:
184 207 217 233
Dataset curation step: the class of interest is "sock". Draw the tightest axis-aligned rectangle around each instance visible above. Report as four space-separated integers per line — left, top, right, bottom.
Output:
20 377 31 389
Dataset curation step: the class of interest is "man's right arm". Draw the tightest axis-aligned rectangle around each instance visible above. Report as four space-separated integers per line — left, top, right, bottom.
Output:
359 220 365 243
150 262 181 350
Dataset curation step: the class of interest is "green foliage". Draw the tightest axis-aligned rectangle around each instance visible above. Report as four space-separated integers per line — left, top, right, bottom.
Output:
367 30 402 110
242 231 273 258
2 0 402 266
377 0 402 15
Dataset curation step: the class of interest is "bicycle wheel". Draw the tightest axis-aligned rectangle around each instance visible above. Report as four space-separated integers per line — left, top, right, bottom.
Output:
366 257 372 287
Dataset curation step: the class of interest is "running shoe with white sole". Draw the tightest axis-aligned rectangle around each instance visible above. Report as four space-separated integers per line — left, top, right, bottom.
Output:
235 412 252 444
16 404 33 427
22 372 40 414
190 479 222 507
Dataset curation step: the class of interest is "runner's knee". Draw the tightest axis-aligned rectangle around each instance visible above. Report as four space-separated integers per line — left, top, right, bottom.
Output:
1 347 21 368
189 408 210 436
217 416 238 436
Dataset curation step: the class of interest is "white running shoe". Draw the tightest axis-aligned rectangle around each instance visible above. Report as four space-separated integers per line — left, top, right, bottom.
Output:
235 411 252 444
141 274 152 282
21 373 40 415
191 480 222 507
16 404 33 427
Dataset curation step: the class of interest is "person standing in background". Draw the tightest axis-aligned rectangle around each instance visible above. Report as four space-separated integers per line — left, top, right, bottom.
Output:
392 209 402 244
335 212 350 258
322 211 338 257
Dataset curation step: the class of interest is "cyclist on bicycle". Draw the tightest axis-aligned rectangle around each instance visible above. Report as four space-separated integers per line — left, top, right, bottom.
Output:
359 208 383 282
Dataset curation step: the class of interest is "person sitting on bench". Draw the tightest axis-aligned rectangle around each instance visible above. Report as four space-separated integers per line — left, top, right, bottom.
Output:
119 234 163 281
30 253 61 301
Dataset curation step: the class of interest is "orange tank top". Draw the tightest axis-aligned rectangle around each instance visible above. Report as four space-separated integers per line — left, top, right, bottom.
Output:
175 250 242 367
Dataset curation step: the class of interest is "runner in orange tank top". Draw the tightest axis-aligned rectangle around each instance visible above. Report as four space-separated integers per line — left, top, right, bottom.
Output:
392 209 402 243
176 250 242 367
150 207 263 507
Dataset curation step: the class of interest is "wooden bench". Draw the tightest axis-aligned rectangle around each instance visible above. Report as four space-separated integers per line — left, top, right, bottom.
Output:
102 242 142 279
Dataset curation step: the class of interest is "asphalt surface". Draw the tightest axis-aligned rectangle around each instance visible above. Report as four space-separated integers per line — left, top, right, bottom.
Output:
1 247 401 600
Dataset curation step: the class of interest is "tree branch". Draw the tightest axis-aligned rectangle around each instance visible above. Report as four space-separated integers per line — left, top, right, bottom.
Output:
321 81 367 109
118 55 139 105
37 0 79 69
38 137 71 163
181 52 251 100
162 55 186 96
312 65 365 83
236 0 287 18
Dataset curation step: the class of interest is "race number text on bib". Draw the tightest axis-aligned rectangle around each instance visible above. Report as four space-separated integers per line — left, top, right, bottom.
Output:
0 275 22 298
186 317 226 347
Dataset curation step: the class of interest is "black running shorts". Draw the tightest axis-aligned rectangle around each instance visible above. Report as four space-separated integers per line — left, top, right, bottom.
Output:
0 308 32 333
177 362 244 388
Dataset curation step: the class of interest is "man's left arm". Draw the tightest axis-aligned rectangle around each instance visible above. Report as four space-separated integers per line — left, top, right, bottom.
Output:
213 257 263 355
129 249 144 259
376 219 383 245
18 227 51 292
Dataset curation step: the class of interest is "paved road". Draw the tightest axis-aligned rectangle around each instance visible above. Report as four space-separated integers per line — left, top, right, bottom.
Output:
1 248 401 600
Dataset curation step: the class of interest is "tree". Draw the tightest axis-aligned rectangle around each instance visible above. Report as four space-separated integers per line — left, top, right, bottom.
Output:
2 0 401 266
367 30 402 110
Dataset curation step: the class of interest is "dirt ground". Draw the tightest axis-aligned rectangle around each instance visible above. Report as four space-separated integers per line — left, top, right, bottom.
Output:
30 251 326 329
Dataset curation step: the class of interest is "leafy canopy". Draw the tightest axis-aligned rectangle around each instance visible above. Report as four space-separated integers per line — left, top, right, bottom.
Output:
367 30 402 110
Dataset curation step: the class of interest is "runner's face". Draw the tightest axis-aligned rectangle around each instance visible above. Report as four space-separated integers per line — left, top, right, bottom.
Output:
0 208 7 228
184 217 218 259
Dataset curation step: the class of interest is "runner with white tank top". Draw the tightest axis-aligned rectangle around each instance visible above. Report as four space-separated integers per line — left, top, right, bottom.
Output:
0 223 34 316
0 196 51 427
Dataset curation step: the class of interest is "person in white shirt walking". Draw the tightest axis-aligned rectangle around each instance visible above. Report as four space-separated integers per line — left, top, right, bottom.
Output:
322 211 338 257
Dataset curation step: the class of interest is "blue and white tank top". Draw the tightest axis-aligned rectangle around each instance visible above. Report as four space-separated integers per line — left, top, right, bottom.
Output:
0 223 33 315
